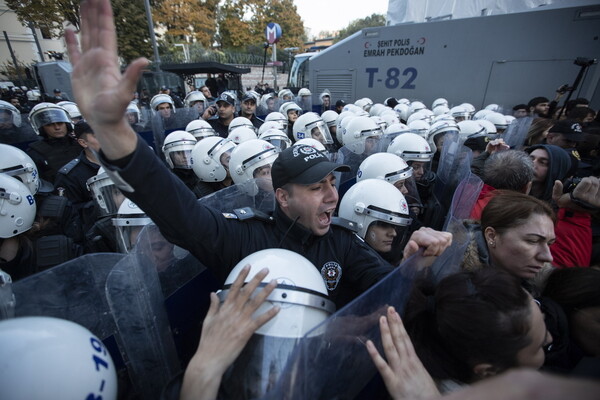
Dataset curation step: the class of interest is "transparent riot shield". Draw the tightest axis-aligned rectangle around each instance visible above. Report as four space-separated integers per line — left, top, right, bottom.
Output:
259 251 433 399
503 116 533 150
421 131 473 230
199 179 276 214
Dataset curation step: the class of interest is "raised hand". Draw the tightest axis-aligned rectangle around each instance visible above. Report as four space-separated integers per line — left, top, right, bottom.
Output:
180 265 279 400
65 0 147 158
366 306 440 400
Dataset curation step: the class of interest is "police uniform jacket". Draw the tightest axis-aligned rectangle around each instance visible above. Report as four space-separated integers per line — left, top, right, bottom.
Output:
54 150 100 206
27 136 82 184
102 139 394 309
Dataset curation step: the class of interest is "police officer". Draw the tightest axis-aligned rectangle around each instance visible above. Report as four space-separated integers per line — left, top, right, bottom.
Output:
54 121 101 207
202 92 237 138
239 92 264 130
66 0 452 309
26 103 82 184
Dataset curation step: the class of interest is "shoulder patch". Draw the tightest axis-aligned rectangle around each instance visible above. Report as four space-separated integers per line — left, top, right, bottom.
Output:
58 158 80 175
222 212 238 219
331 217 359 233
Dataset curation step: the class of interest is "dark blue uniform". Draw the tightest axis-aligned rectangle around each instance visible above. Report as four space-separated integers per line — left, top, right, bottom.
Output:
102 139 394 309
54 151 100 207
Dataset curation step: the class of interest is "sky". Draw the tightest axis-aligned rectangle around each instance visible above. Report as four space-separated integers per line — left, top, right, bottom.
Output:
294 0 390 38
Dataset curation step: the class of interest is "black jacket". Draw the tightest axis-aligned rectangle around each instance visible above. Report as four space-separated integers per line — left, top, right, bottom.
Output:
54 151 101 206
102 139 394 309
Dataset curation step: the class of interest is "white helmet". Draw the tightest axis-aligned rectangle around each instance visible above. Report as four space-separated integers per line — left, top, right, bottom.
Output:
86 167 124 216
184 90 207 109
28 102 73 135
379 110 400 127
338 179 411 239
126 101 141 124
56 101 82 122
228 116 256 134
450 105 471 121
298 88 311 97
343 116 384 155
342 104 362 114
292 112 333 144
406 109 434 125
408 101 427 116
484 103 501 112
0 100 22 127
258 120 284 136
397 98 410 106
370 115 388 132
433 105 450 116
227 126 258 144
229 139 279 195
483 112 508 131
335 112 356 145
112 200 152 253
407 120 431 139
185 119 217 140
369 103 387 117
191 137 237 182
0 316 117 400
0 174 36 238
460 103 476 118
150 94 175 114
162 130 197 170
473 109 493 120
0 144 41 194
427 119 459 153
504 115 516 125
321 110 339 128
477 119 497 134
293 138 327 152
457 120 486 140
357 153 413 184
264 111 288 131
431 98 448 109
278 89 294 101
387 132 433 162
259 128 292 151
384 122 410 136
355 97 373 112
219 248 334 337
393 103 410 122
279 101 302 117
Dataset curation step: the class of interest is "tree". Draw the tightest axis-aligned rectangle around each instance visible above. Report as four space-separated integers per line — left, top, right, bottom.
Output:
335 13 386 42
217 0 304 51
152 0 218 48
5 0 152 65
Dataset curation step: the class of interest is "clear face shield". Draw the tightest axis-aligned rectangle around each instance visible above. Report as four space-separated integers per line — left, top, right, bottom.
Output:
113 215 153 253
190 100 206 115
306 120 333 145
189 126 216 141
0 108 20 129
243 148 279 192
407 159 434 186
362 131 385 155
86 174 126 216
263 136 291 152
31 109 71 132
394 176 423 215
168 149 193 169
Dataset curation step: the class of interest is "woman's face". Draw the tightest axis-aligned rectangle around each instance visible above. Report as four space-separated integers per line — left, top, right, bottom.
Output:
365 222 397 253
515 298 552 369
486 214 555 280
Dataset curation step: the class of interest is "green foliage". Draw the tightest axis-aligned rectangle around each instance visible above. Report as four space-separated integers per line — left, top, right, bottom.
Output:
335 13 386 43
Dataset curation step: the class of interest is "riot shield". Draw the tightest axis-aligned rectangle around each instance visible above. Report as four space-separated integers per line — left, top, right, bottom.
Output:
199 179 276 213
503 116 533 150
260 251 430 399
420 131 473 230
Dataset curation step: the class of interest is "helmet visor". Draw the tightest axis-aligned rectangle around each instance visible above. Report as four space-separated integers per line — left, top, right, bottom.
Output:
190 127 217 140
168 149 193 169
306 120 333 145
264 137 290 152
30 109 71 131
88 175 126 216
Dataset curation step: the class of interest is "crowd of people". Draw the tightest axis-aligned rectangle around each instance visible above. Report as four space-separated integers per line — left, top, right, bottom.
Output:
0 0 599 399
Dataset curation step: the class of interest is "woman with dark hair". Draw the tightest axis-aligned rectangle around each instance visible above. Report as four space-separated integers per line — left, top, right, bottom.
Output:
462 190 556 289
525 117 554 147
370 268 552 394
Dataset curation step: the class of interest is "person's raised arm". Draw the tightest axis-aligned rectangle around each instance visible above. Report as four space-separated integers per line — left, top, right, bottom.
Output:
65 0 147 159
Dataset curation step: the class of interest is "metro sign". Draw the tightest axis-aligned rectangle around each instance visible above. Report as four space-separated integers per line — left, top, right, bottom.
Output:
265 22 282 44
